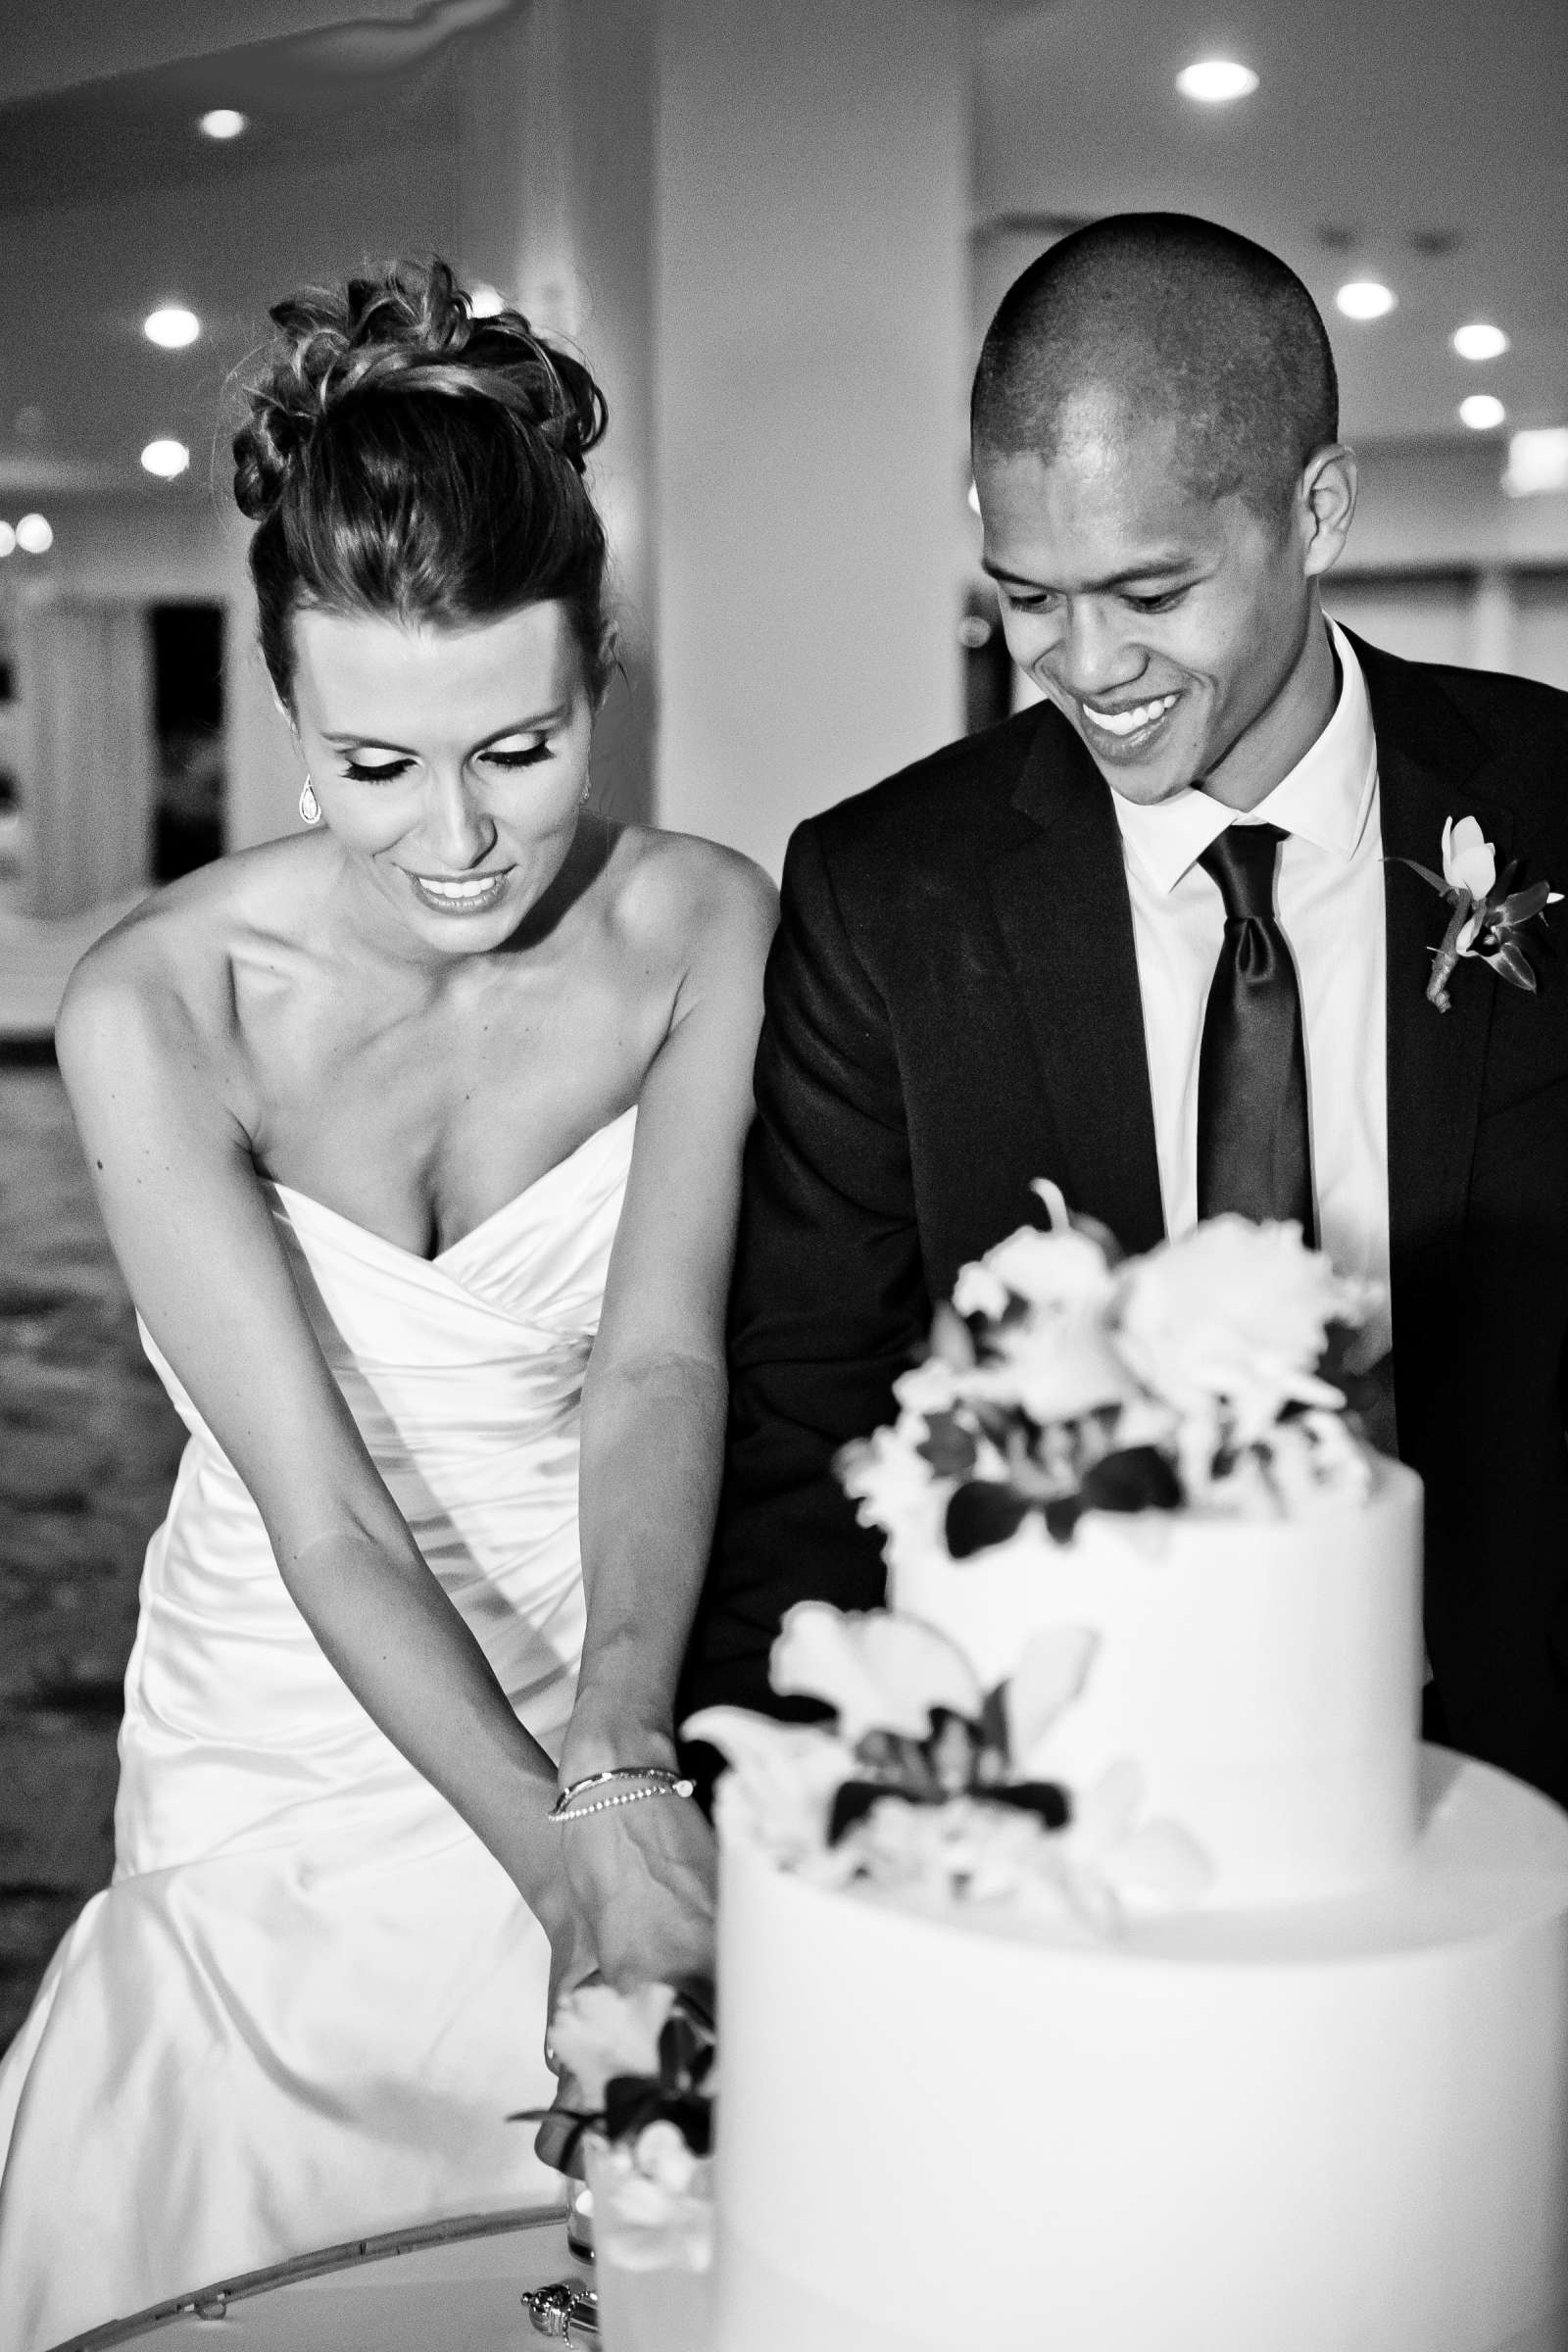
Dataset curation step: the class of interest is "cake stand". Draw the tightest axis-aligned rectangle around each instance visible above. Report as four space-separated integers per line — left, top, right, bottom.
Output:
48 2210 599 2350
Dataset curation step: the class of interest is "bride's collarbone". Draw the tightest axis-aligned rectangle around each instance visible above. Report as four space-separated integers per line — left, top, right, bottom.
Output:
243 1010 644 1258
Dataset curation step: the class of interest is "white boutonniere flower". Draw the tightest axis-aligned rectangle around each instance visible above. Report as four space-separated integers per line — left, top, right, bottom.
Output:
1396 815 1562 1013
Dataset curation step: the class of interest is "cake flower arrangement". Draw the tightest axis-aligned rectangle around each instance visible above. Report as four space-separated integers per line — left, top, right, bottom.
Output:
685 1200 1378 1931
687 1601 1213 1932
517 1981 715 2269
843 1188 1376 1562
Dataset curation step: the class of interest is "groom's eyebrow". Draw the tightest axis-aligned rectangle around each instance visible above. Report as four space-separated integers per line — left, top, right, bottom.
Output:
980 553 1192 590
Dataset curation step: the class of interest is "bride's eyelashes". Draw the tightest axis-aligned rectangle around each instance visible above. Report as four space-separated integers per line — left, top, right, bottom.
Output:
341 756 415 782
484 741 554 771
337 740 555 784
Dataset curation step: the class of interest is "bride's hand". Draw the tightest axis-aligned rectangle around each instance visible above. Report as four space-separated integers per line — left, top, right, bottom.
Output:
558 1789 717 1992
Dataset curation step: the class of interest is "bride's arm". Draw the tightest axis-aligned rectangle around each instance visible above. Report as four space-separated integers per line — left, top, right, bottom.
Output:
558 842 775 1982
54 932 576 1940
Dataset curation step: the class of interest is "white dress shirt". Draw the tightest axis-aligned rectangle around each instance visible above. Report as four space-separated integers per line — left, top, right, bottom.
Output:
1109 621 1391 1366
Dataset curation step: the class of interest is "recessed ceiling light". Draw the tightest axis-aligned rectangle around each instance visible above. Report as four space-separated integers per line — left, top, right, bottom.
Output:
16 513 53 555
0 522 15 559
1451 322 1509 363
468 283 505 318
1175 59 1259 102
144 306 201 349
198 109 248 141
1459 394 1506 431
1335 280 1397 320
1503 427 1568 497
142 438 191 479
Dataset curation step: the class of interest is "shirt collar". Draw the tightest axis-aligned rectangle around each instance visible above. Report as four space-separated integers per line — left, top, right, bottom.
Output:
1111 620 1379 897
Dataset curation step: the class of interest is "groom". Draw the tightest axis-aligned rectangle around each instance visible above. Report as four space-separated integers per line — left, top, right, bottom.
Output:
681 213 1568 1808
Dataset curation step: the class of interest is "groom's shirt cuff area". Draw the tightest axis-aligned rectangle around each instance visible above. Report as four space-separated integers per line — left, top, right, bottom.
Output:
1109 621 1391 1370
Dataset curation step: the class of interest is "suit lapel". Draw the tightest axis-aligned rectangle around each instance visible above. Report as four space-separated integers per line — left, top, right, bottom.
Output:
986 712 1166 1253
1360 636 1513 1385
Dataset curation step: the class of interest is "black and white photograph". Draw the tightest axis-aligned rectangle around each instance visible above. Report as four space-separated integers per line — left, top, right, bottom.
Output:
1 3 1567 2346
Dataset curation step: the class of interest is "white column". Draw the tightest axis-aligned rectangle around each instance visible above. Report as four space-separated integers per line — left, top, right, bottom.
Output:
1469 565 1517 673
653 0 971 874
459 0 975 873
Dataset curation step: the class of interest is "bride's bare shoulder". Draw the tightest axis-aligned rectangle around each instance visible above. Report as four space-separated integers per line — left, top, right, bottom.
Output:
599 821 776 965
55 837 325 1082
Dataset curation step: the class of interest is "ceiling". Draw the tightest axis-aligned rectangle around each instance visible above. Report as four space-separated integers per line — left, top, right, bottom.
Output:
973 0 1568 443
0 26 467 497
0 0 1561 510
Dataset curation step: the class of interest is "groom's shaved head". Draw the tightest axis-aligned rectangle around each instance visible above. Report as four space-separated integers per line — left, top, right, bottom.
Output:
972 214 1339 522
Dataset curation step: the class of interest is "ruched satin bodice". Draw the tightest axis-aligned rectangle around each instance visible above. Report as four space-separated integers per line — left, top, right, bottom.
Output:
0 1107 636 2352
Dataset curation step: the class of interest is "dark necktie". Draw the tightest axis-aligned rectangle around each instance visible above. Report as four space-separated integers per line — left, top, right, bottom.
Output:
1196 822 1316 1244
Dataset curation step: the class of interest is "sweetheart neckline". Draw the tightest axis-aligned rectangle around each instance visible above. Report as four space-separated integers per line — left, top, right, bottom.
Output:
267 1104 637 1267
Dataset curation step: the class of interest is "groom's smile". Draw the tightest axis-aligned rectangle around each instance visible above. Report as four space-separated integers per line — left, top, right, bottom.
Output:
974 396 1354 813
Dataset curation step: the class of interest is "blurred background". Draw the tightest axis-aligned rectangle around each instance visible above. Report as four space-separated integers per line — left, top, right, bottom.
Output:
1 0 1565 2046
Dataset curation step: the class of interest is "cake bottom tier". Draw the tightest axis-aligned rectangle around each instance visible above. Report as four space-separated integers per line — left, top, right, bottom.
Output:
714 1749 1568 2352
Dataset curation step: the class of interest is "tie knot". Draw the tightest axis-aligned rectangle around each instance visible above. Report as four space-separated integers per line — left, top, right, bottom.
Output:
1199 822 1285 920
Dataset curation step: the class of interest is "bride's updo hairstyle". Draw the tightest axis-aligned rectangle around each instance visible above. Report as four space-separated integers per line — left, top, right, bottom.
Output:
234 258 612 705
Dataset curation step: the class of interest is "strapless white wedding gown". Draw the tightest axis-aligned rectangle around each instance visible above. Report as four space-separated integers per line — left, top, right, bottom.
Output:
0 1108 637 2352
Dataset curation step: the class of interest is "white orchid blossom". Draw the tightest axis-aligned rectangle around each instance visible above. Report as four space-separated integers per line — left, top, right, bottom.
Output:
1441 812 1497 902
549 1983 676 2108
682 1707 856 1864
839 1424 950 1553
1004 1625 1098 1775
1117 1218 1373 1446
971 1315 1139 1426
1055 1759 1213 1925
975 1222 1116 1314
591 2132 714 2274
768 1602 983 1743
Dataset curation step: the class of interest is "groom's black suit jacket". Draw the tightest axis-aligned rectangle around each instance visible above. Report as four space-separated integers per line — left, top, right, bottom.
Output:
681 636 1568 1808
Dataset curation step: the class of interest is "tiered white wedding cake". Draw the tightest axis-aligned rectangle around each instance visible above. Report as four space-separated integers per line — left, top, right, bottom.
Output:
689 1205 1568 2352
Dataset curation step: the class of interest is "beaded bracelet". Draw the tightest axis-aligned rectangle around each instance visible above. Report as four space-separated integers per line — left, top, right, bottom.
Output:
549 1765 696 1823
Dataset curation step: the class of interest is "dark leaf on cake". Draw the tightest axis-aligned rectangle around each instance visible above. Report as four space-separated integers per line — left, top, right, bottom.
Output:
829 1780 906 1843
1044 1495 1085 1542
1078 1446 1184 1515
946 1478 1031 1557
603 2077 714 2157
658 2008 715 2091
916 1412 979 1478
981 1779 1071 1830
978 1682 1012 1766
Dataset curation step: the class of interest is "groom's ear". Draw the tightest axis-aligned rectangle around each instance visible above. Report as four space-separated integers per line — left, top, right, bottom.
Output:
1297 443 1358 580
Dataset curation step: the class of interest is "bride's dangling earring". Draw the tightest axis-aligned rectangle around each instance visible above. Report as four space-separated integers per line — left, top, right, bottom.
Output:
299 775 322 826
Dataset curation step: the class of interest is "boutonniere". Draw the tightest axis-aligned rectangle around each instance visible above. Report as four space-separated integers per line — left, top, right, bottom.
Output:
1396 815 1562 1013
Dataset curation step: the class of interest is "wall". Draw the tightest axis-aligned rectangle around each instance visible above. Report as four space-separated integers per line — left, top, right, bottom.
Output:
653 0 971 876
1325 437 1568 684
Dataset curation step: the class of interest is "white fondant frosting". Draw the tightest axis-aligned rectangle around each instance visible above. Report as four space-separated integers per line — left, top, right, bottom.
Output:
715 1750 1568 2352
889 1457 1425 1902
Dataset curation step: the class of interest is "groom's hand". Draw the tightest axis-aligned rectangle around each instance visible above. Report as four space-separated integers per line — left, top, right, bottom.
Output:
560 1791 717 1992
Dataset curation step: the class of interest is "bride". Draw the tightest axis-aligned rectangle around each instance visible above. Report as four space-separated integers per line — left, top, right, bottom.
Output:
0 260 773 2350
